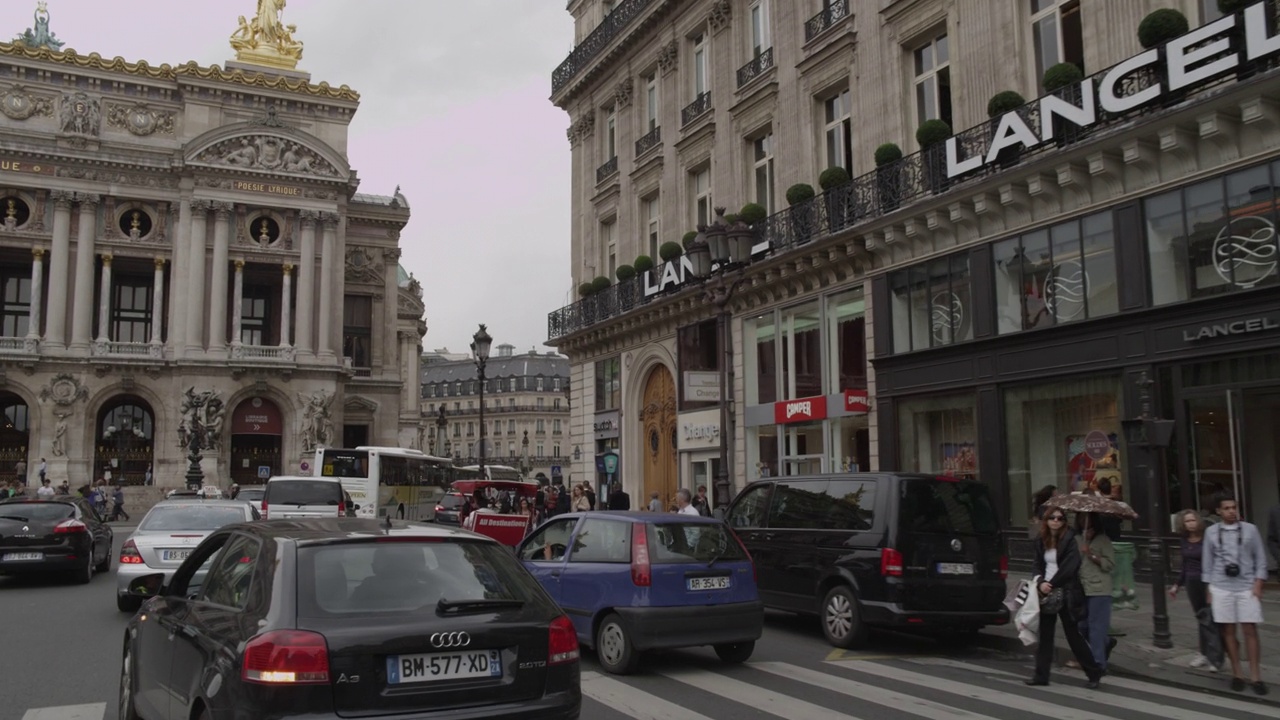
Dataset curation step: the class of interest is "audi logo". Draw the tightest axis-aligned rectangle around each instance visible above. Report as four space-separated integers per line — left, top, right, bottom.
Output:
430 632 471 649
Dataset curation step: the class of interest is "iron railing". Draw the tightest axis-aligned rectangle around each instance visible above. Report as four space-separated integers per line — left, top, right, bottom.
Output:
737 47 775 88
635 125 662 156
805 0 850 42
596 156 618 184
552 0 657 94
681 91 712 127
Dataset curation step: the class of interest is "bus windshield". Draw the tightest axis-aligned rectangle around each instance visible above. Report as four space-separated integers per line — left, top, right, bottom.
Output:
320 449 369 479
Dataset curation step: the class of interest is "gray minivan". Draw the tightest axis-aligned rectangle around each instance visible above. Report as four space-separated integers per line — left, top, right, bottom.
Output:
261 475 347 520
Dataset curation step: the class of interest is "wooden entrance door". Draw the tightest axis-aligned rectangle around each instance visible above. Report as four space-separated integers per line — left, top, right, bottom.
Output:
640 365 678 509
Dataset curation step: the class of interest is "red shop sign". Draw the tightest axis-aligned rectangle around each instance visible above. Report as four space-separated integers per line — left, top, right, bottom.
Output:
774 395 827 424
844 389 869 415
230 397 283 435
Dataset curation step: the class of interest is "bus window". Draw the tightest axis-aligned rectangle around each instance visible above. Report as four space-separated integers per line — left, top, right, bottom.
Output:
321 450 369 478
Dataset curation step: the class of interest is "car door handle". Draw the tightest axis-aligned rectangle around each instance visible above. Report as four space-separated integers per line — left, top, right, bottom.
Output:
762 533 775 541
550 570 562 578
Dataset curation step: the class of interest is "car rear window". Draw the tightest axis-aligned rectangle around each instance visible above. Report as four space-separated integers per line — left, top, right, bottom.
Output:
139 505 247 531
0 502 74 522
899 479 999 536
265 480 341 505
439 494 466 509
648 523 747 565
297 541 547 616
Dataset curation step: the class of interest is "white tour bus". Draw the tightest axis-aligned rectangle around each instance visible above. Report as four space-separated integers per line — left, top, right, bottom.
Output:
313 446 453 521
455 464 525 483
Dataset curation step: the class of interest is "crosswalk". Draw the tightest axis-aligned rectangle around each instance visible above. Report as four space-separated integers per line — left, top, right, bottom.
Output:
16 656 1275 720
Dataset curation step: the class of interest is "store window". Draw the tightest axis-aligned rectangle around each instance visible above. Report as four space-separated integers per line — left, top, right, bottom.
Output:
826 288 866 391
678 319 719 410
744 312 777 406
782 422 824 476
595 356 622 411
1031 0 1084 90
993 211 1118 334
747 425 779 481
889 253 974 353
831 416 870 473
1004 375 1125 526
782 302 822 399
897 392 978 478
1146 161 1280 306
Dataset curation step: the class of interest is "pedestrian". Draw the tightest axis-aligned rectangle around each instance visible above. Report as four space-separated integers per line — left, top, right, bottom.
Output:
0 480 10 499
37 457 46 484
582 482 596 511
1170 508 1223 672
692 485 712 517
554 483 571 516
57 481 69 495
14 458 26 483
1092 479 1123 541
607 483 631 511
571 485 590 513
1029 484 1057 539
1202 492 1269 695
1025 508 1103 689
109 485 130 522
518 498 538 536
675 488 700 516
36 478 55 498
144 466 153 486
648 491 662 513
1267 502 1280 575
1076 513 1117 674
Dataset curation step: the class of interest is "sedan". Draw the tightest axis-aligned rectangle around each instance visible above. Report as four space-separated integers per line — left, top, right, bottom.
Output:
119 518 581 720
0 495 114 583
116 500 258 612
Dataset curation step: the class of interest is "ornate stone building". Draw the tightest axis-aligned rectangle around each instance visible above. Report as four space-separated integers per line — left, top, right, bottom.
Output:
0 3 426 488
547 0 1280 553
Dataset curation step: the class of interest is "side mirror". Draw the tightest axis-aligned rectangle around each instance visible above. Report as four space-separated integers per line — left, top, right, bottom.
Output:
128 573 166 599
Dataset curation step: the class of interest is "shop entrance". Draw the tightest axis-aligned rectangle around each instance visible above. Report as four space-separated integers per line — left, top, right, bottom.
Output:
0 392 29 482
1183 387 1280 523
640 365 678 508
229 398 283 486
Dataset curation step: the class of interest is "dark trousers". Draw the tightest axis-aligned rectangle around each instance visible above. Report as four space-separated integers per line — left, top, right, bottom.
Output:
1034 607 1101 682
1185 578 1225 666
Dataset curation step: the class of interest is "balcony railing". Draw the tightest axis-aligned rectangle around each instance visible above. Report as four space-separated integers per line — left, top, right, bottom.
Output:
681 92 712 127
805 0 850 42
0 336 36 354
552 0 656 94
737 47 774 88
596 156 619 184
231 344 296 362
93 341 161 359
635 126 662 156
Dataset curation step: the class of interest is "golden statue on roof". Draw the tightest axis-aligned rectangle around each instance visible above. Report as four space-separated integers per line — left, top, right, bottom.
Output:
230 0 304 71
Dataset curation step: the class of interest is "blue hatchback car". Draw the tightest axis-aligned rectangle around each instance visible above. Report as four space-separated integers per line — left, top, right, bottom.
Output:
516 511 763 674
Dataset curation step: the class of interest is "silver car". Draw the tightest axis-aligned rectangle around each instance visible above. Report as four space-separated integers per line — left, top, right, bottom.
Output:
115 499 258 612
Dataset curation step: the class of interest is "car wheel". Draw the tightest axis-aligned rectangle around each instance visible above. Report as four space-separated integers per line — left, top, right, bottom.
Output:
821 585 867 649
117 594 142 613
713 641 755 664
95 544 112 573
595 613 639 675
119 643 140 720
73 554 94 585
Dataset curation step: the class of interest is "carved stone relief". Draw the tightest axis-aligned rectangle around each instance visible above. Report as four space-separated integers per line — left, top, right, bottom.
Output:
39 373 88 406
614 77 634 109
657 40 678 75
298 390 335 452
708 0 732 32
106 102 176 136
178 387 226 451
345 246 384 283
195 134 339 177
54 167 178 189
0 84 53 120
59 91 100 136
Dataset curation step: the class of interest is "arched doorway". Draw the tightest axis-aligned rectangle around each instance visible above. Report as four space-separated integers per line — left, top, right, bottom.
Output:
229 397 283 486
96 397 154 486
0 392 30 483
640 365 678 508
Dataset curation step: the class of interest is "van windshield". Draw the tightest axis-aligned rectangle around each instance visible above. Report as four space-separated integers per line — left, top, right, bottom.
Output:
899 479 999 536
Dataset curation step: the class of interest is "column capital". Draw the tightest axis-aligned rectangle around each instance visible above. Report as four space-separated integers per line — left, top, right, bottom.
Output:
191 199 212 215
211 201 235 218
32 247 45 259
76 192 101 208
233 259 245 270
282 263 294 275
384 247 403 263
101 253 113 266
154 257 166 269
320 212 340 228
299 209 320 227
51 190 74 208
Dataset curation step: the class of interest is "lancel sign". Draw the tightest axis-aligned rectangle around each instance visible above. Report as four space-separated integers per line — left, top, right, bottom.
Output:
1182 316 1279 342
947 2 1280 179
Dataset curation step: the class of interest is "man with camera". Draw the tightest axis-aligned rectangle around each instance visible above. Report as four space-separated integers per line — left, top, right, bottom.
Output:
1203 492 1270 696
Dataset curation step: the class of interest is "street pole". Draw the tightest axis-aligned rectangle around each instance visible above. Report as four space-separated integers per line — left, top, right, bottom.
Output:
1135 371 1173 649
704 271 743 509
471 324 492 478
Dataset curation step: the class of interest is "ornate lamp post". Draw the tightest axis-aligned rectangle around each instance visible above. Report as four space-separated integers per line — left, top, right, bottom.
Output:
702 268 746 508
521 430 531 477
184 418 206 490
434 404 448 457
471 324 493 478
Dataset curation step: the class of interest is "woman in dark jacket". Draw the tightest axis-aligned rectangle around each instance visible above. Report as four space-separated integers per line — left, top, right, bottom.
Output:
1028 508 1103 688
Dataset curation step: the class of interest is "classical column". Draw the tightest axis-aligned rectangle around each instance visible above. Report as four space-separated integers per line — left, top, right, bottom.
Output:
150 258 166 346
169 199 189 356
207 203 233 352
184 201 210 354
44 191 74 350
230 260 244 355
95 254 112 346
27 248 44 342
296 211 318 357
280 263 294 348
317 214 337 360
382 248 401 370
69 194 99 352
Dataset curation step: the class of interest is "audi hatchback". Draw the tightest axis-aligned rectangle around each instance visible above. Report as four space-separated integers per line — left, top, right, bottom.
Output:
119 517 580 720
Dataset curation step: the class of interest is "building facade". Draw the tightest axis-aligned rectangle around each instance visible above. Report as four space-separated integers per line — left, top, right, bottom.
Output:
547 0 1280 555
0 4 426 489
421 345 572 484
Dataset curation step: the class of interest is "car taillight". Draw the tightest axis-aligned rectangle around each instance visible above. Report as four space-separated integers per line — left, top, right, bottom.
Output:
548 616 579 665
435 505 445 513
54 519 87 534
120 539 144 564
999 555 1009 580
880 548 904 577
242 630 330 684
260 500 268 519
728 527 755 583
630 522 651 587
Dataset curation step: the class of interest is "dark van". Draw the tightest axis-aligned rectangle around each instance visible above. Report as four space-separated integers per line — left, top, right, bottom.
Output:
724 473 1008 648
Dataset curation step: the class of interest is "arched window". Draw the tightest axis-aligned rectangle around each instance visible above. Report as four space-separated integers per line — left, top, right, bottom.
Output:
96 396 155 486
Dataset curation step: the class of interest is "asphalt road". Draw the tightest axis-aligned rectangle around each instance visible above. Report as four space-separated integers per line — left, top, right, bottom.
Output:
4 530 1275 720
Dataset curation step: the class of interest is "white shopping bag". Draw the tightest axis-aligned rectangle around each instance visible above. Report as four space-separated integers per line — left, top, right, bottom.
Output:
1014 576 1041 646
1003 578 1030 614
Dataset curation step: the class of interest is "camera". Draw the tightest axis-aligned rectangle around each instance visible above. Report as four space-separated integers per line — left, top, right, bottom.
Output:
1225 563 1240 578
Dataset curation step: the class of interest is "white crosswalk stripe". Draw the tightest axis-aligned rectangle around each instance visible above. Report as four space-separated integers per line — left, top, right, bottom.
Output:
19 704 106 720
656 666 865 720
581 671 716 720
753 661 995 720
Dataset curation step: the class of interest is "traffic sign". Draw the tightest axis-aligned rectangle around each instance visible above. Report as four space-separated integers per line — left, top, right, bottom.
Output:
550 465 561 476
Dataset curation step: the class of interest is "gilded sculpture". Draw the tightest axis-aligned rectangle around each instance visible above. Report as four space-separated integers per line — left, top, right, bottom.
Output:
230 0 304 71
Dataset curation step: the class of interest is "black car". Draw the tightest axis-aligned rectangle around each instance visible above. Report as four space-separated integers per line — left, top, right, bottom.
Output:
724 473 1008 648
433 492 468 526
0 495 115 583
120 518 581 720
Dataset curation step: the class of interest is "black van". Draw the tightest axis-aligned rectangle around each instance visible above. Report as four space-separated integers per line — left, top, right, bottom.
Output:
724 473 1008 648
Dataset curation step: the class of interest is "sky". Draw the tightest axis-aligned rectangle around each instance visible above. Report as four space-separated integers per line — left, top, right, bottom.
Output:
11 0 575 355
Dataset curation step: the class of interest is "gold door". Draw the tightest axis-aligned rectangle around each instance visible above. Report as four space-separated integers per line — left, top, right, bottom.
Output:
640 365 678 509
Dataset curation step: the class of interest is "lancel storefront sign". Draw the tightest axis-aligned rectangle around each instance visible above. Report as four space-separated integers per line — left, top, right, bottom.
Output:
1182 316 1280 342
947 1 1280 179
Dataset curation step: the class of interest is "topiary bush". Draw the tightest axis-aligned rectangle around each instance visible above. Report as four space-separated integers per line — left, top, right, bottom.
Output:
987 91 1027 118
1218 0 1249 13
915 119 952 149
615 264 636 281
786 183 816 205
1138 9 1189 49
659 241 683 262
738 202 768 226
578 282 595 297
819 166 851 190
591 275 611 293
634 254 654 273
874 143 903 167
1043 62 1084 93
682 231 699 248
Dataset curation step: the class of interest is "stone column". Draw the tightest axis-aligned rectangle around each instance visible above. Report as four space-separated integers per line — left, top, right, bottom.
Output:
230 260 244 356
95 254 112 346
318 214 337 361
70 194 99 352
207 203 233 352
280 263 294 348
150 258 166 347
169 199 190 356
44 191 74 351
382 248 401 370
27 248 44 342
184 201 210 354
296 211 318 358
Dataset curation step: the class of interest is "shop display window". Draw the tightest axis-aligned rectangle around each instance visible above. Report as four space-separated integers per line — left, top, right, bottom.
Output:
781 302 822 399
747 425 779 480
594 356 621 411
831 416 870 473
826 288 867 391
743 313 778 406
889 254 974 353
677 319 719 410
897 392 978 478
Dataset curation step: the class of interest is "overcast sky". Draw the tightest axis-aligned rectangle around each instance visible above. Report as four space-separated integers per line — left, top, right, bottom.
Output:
14 0 574 355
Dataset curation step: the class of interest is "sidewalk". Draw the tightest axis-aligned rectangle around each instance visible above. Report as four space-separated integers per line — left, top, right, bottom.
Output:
979 580 1280 706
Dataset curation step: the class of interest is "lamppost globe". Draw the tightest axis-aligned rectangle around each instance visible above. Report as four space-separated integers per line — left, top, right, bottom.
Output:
471 324 492 362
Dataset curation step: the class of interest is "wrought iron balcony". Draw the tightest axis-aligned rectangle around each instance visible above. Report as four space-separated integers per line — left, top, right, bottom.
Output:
681 92 712 127
596 156 619 184
737 48 774 88
552 0 657 94
635 126 661 156
805 0 850 42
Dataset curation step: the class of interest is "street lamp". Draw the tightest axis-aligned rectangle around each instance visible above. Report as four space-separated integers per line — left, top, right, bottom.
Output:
471 324 492 478
521 429 531 477
1120 370 1176 649
702 268 747 509
434 404 448 457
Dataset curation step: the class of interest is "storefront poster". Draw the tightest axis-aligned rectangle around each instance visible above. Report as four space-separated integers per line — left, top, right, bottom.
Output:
1066 433 1121 495
940 443 977 479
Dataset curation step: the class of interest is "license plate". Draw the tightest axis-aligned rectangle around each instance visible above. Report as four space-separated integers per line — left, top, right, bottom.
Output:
386 650 502 685
2 552 42 561
162 549 192 562
937 563 974 575
687 576 731 591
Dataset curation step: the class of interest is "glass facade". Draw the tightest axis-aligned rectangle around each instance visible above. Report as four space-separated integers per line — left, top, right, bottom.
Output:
897 392 977 478
594 356 621 411
889 254 974 352
677 319 719 410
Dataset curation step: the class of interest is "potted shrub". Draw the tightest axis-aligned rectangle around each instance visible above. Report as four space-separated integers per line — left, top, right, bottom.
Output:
591 275 611 294
916 119 953 194
819 166 853 231
578 282 595 298
786 183 815 206
633 254 654 274
1218 0 1248 12
738 202 768 226
1138 8 1188 48
874 143 903 213
1042 62 1084 93
986 91 1027 169
682 230 699 249
659 241 683 262
786 183 817 244
819 166 851 191
615 264 636 282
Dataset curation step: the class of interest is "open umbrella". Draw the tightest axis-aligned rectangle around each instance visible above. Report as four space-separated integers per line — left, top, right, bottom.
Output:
1043 492 1139 520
